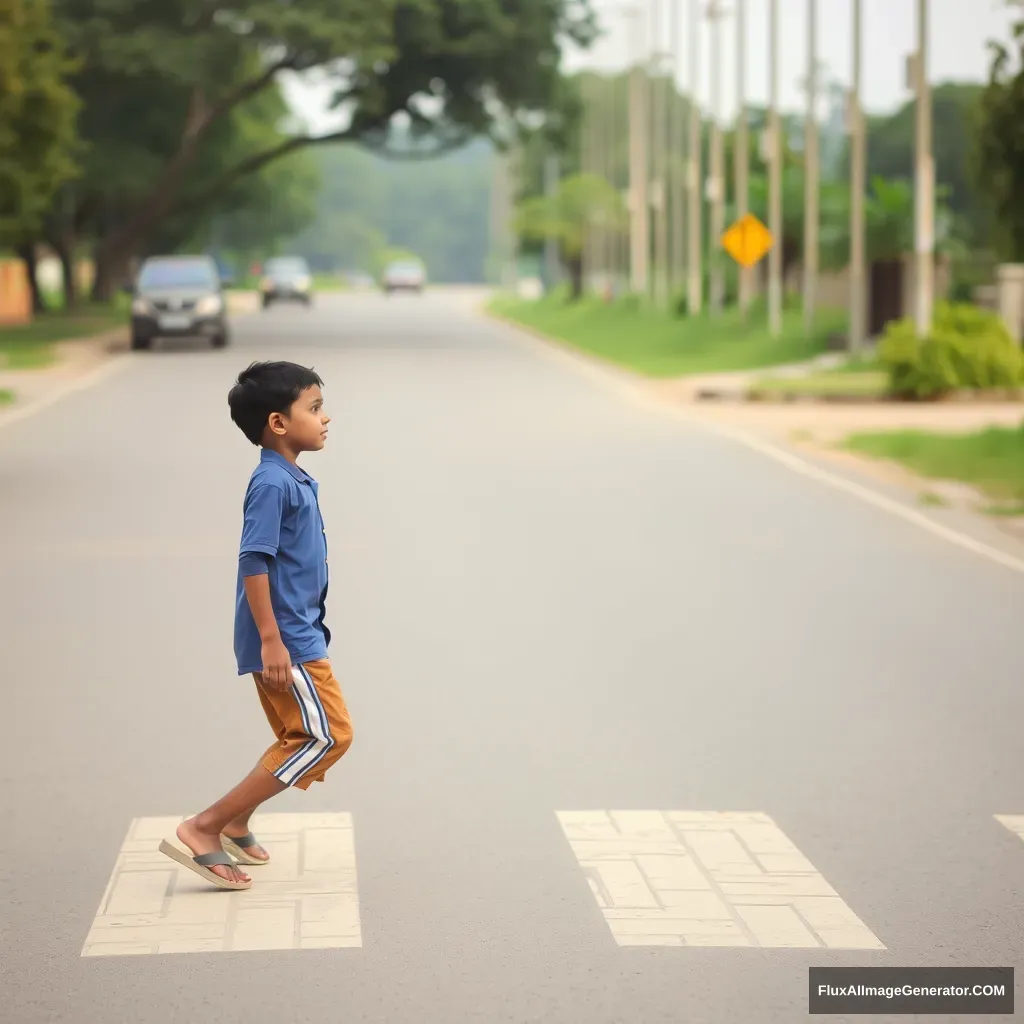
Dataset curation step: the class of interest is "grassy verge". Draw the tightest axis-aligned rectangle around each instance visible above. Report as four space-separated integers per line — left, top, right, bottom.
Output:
0 388 13 405
750 368 889 400
488 292 848 378
844 426 1024 503
0 304 127 371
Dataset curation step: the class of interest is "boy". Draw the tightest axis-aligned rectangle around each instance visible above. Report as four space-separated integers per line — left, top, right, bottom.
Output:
159 361 353 889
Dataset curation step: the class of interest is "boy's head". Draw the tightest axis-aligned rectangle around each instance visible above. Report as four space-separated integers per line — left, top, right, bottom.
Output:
228 361 329 452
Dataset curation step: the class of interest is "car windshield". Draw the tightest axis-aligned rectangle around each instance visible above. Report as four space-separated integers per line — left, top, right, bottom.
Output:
265 258 308 277
138 259 218 290
389 263 421 274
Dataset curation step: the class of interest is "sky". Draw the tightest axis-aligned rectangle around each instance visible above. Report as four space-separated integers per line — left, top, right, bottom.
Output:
282 0 1020 132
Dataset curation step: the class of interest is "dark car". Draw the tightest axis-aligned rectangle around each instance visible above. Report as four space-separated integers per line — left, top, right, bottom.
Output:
129 255 229 351
260 256 313 308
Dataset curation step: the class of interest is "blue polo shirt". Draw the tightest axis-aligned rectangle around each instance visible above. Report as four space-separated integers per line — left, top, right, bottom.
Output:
234 449 330 675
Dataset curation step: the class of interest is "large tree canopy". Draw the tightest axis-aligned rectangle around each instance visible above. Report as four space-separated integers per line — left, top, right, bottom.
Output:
0 0 79 243
47 0 595 298
976 17 1024 261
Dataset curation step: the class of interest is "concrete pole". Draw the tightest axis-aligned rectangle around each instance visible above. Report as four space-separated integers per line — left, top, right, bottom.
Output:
581 75 595 294
849 0 866 354
628 7 649 295
914 0 933 336
543 152 560 292
708 0 727 316
802 0 819 337
767 0 782 337
735 0 751 316
652 0 669 306
686 0 703 315
669 0 684 299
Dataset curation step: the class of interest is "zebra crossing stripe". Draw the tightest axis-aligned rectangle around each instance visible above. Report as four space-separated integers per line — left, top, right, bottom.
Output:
81 813 361 957
556 810 885 949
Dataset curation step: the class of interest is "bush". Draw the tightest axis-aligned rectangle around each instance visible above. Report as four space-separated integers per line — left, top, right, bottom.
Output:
878 302 1023 399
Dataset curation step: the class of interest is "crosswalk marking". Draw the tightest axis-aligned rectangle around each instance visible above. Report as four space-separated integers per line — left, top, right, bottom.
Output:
995 814 1024 845
556 810 885 949
81 813 361 957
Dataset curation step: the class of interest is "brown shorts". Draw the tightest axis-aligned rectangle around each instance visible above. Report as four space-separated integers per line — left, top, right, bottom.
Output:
254 659 353 790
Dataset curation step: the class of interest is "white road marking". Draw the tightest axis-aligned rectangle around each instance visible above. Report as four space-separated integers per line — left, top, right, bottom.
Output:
557 810 885 949
81 813 361 956
488 313 1024 577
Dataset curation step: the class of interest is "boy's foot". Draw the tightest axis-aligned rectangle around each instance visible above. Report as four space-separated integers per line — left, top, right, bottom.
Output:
176 818 251 884
221 828 270 864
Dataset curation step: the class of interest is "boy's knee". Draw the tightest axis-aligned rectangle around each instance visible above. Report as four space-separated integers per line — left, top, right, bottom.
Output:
323 716 353 768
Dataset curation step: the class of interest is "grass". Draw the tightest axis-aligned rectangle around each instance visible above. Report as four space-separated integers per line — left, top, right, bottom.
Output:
749 368 889 399
488 291 848 378
0 302 127 371
844 426 1024 503
0 388 13 405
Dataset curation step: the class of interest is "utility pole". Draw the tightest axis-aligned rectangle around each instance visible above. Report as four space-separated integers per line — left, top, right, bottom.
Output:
651 0 669 306
914 0 933 336
628 6 649 295
767 0 782 337
849 0 866 354
802 0 819 337
686 0 703 315
581 74 595 294
707 0 728 316
543 151 560 293
669 0 684 298
735 0 751 316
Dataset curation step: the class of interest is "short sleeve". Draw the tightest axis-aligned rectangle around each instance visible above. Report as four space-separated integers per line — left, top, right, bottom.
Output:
240 477 286 558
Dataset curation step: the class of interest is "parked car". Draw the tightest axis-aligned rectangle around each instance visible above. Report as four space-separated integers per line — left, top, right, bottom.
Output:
260 256 313 308
129 255 229 351
381 260 426 294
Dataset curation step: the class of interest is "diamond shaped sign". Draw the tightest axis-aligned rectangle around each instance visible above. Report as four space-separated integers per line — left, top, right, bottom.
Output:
721 213 773 269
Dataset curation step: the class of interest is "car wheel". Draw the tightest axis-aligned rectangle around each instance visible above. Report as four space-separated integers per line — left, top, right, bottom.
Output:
261 296 271 309
211 331 229 348
130 330 151 351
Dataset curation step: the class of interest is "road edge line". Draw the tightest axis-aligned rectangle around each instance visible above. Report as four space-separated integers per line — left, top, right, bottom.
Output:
483 307 1024 577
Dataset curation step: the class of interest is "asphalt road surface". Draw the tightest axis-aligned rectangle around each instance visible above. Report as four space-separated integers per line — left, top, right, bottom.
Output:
3 290 1024 1023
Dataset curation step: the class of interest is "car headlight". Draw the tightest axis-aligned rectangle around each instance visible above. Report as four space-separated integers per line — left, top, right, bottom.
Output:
259 277 273 291
131 297 151 315
295 275 311 291
195 294 223 316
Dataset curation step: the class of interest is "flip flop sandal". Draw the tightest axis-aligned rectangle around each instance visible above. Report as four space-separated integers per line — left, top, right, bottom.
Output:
158 837 252 890
220 831 270 866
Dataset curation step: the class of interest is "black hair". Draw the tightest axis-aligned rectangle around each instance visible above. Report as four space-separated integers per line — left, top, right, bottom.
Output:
228 361 324 445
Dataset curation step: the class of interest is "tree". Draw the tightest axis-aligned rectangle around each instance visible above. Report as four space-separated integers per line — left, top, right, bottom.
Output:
515 172 625 298
0 0 79 309
48 0 596 299
976 17 1024 261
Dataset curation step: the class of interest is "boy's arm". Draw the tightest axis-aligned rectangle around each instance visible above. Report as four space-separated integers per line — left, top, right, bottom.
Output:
241 560 293 690
239 480 293 690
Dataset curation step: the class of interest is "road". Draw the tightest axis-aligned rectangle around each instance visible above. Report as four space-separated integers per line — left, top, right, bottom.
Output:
2 290 1023 1022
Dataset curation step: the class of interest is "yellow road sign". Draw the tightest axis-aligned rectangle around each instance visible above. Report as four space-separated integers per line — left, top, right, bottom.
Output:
721 213 773 268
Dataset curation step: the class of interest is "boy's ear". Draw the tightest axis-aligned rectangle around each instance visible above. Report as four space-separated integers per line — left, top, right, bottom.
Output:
267 411 288 436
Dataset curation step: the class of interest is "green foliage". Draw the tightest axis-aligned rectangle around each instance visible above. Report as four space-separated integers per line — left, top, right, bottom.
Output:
515 172 625 259
878 302 1023 399
976 19 1024 260
0 0 80 241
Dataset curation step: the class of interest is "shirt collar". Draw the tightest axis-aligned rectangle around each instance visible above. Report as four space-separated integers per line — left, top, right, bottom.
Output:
260 447 315 484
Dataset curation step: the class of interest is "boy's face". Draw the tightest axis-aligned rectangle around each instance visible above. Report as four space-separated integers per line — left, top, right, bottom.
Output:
268 385 330 452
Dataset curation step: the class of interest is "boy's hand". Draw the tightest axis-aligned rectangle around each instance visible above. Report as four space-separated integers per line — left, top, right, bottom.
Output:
261 638 294 690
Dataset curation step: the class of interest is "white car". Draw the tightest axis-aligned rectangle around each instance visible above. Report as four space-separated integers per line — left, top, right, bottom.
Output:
260 256 313 308
382 261 426 294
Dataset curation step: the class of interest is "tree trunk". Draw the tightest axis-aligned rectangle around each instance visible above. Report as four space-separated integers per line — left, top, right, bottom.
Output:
91 241 133 303
53 235 78 310
566 255 583 300
15 243 46 315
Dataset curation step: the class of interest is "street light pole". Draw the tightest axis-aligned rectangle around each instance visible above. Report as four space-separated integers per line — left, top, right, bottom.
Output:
914 0 933 336
652 0 669 306
707 0 728 316
767 0 782 337
802 0 819 337
849 0 866 354
735 0 751 316
669 0 684 299
686 0 703 315
628 6 649 295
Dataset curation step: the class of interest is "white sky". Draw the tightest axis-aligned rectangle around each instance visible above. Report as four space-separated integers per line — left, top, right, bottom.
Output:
283 1 1020 132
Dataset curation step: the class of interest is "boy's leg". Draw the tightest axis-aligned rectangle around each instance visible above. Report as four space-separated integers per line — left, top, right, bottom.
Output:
177 767 287 883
